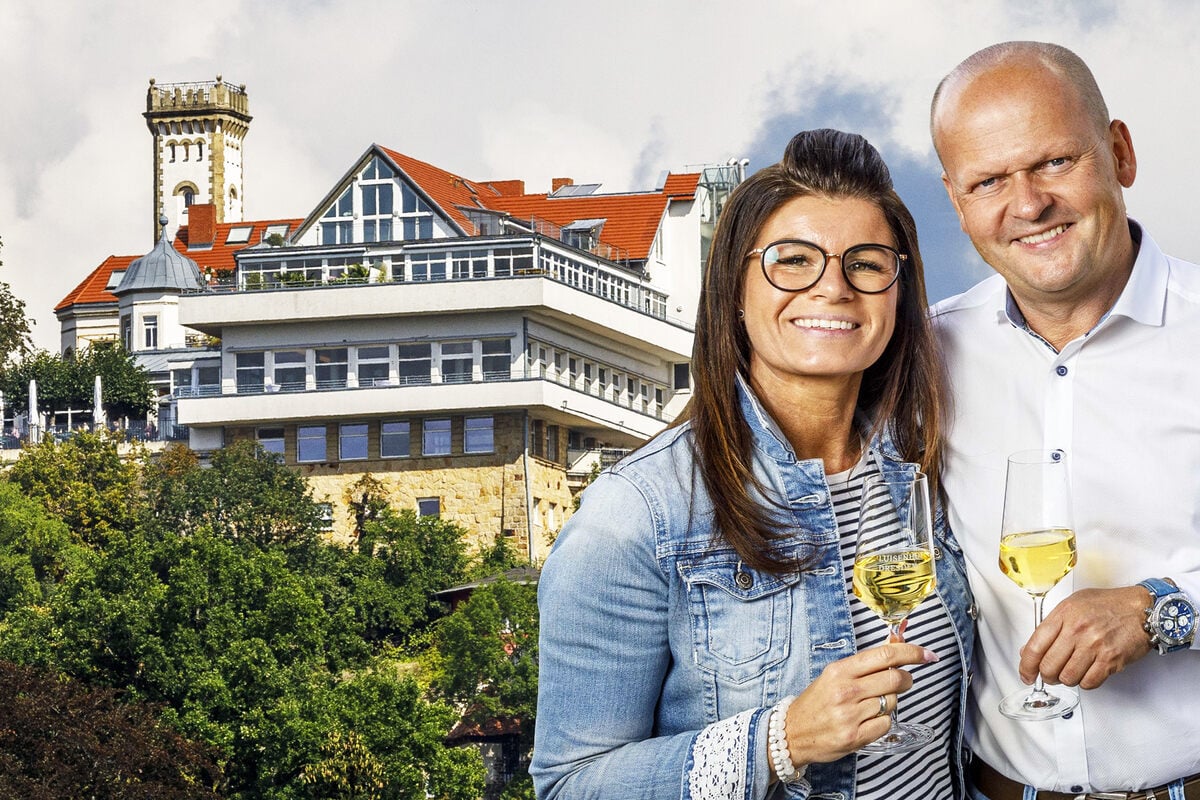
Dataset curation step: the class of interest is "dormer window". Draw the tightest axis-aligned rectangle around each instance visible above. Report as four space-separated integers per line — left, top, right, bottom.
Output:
105 270 126 290
226 226 252 244
561 218 606 252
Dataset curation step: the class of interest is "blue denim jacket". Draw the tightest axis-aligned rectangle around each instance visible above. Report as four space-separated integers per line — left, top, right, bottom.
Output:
533 381 975 800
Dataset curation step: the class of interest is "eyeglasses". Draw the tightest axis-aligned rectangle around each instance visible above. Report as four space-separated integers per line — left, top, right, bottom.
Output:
746 239 906 294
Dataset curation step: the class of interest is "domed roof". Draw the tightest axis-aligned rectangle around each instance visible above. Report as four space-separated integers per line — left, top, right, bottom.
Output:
114 215 204 295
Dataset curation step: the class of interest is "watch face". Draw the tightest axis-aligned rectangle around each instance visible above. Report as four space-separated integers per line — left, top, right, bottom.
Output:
1158 598 1196 644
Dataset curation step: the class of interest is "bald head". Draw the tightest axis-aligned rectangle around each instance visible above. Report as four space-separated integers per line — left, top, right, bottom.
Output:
931 41 1111 161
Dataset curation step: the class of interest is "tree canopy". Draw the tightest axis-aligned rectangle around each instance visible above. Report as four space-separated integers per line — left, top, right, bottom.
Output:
0 341 155 419
0 236 35 371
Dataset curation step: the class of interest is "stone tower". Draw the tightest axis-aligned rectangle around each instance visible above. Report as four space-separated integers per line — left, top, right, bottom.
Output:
144 76 251 243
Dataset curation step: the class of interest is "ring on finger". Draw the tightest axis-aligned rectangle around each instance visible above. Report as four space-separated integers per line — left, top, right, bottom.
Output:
875 694 889 717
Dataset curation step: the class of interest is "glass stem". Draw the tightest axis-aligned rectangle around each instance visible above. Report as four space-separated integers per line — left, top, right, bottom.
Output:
1030 594 1046 695
886 621 904 727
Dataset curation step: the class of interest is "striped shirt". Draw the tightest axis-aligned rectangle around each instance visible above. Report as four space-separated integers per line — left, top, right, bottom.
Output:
828 453 961 800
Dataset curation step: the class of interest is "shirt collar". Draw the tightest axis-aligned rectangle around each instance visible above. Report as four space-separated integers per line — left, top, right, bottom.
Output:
1000 218 1168 335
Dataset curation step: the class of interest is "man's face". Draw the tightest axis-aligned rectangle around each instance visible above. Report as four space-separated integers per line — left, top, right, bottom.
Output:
934 62 1136 310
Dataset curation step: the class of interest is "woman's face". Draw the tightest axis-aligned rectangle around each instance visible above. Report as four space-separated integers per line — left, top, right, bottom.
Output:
742 194 900 395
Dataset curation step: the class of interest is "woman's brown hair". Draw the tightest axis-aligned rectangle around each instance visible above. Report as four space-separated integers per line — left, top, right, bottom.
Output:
681 128 946 574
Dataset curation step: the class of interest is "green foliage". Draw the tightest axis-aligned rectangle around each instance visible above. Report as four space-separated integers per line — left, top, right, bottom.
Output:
0 659 225 798
143 440 322 550
0 436 494 797
0 482 83 614
0 342 154 419
429 578 539 789
4 429 144 545
0 236 34 370
355 508 471 641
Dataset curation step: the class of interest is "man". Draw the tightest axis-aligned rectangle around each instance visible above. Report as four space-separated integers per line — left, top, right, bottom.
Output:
929 41 1200 799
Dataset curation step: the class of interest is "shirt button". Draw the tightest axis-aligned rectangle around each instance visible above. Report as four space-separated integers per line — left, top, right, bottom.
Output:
1070 787 1083 794
1062 710 1074 719
1055 365 1069 376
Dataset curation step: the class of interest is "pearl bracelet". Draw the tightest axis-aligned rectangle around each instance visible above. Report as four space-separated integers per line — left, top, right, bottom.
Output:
767 695 804 785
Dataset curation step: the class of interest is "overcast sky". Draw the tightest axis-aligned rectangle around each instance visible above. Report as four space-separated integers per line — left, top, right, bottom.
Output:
3 0 1198 352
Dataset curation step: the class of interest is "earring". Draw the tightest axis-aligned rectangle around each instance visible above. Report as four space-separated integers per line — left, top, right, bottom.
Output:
737 309 745 320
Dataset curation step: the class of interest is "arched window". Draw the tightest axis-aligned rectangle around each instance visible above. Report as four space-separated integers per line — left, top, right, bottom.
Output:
168 142 176 162
183 188 195 207
196 140 204 161
182 142 190 161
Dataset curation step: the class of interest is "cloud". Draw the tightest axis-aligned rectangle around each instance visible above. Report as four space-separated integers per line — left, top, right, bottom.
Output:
4 0 1200 350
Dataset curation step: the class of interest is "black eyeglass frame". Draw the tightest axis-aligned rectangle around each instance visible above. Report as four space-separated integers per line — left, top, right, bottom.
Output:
746 239 907 294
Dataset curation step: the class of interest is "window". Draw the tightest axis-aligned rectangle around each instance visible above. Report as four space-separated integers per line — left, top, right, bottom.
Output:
257 427 285 456
143 315 158 349
398 343 432 385
464 416 494 453
263 223 290 241
196 140 204 161
381 421 411 458
361 183 394 243
410 252 446 281
315 348 348 389
273 350 306 391
674 363 691 390
196 366 220 394
440 341 473 384
546 424 560 463
417 497 441 518
423 418 451 456
226 226 252 244
236 352 265 394
482 339 510 381
493 246 533 276
357 345 391 386
452 250 488 279
321 187 354 245
183 188 195 207
530 419 544 459
121 315 132 351
105 270 126 290
339 423 368 461
297 425 327 462
172 369 192 396
316 502 334 531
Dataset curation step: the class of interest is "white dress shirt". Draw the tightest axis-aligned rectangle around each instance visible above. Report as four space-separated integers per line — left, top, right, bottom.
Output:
931 222 1200 793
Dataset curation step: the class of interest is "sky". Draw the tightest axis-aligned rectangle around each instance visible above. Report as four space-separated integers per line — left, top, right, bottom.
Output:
2 0 1199 352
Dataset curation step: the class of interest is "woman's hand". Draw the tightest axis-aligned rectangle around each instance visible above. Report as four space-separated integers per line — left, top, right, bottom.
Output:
780 642 939 770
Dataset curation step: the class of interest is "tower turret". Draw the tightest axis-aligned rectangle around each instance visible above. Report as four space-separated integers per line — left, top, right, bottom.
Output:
145 76 251 243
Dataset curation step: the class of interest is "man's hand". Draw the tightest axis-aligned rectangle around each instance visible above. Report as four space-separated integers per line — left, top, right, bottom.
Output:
1019 586 1151 689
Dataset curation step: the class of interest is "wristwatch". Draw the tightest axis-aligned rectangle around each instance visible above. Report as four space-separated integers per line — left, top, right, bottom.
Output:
1137 577 1197 654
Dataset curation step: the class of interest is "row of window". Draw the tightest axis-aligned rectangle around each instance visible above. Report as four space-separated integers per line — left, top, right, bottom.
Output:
234 338 514 393
527 339 675 417
166 140 204 163
257 416 496 463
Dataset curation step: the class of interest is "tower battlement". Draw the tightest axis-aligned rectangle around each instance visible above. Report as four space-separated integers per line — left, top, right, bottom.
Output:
145 77 251 122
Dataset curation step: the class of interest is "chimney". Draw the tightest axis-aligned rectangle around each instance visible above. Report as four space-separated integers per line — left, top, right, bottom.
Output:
188 203 216 247
487 180 526 197
551 177 574 193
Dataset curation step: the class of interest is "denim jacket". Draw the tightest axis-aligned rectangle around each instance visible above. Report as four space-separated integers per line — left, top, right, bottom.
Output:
532 381 975 800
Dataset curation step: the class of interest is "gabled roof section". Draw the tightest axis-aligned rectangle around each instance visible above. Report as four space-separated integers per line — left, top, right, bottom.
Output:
662 172 700 200
55 255 135 311
377 145 490 232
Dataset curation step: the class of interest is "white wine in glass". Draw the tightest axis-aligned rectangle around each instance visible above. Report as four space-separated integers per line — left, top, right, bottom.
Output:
853 471 937 755
998 449 1079 721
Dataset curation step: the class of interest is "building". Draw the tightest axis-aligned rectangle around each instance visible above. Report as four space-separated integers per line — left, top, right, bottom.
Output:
175 143 741 560
57 78 743 561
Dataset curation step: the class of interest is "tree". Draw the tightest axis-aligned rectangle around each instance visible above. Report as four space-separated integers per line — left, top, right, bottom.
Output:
3 430 144 545
143 440 322 550
0 659 224 798
0 236 34 370
0 342 154 419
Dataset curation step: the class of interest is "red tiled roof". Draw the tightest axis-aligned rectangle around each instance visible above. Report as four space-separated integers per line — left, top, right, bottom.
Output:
174 217 303 275
54 255 136 311
378 146 493 233
56 216 302 312
662 172 700 199
486 190 672 261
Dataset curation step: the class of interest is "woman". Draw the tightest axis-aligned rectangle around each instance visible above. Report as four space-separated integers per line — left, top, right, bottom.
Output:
532 129 974 799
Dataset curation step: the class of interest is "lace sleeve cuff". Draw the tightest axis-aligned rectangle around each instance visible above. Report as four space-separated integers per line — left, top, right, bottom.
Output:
683 705 811 799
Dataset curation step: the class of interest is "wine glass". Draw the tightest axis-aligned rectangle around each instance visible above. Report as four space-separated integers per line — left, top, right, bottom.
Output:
853 471 938 754
997 448 1079 721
